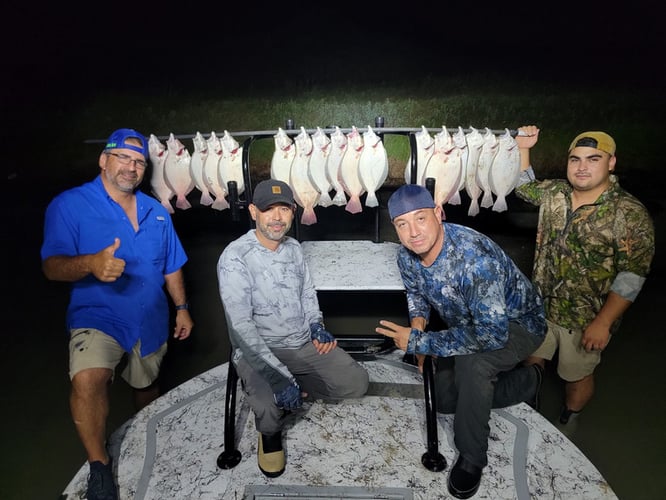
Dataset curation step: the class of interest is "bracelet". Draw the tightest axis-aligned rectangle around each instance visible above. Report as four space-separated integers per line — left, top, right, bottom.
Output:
175 303 189 311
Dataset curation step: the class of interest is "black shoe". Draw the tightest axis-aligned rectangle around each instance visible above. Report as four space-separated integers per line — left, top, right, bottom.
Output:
528 364 544 411
448 456 483 499
559 407 581 424
87 459 118 500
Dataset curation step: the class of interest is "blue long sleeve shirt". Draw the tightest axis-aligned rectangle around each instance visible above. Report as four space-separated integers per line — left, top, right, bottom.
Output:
398 223 546 357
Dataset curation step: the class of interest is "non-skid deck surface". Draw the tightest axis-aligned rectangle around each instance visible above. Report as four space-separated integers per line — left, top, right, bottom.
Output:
62 352 616 499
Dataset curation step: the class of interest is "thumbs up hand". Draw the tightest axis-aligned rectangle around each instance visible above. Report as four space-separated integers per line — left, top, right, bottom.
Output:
92 238 126 282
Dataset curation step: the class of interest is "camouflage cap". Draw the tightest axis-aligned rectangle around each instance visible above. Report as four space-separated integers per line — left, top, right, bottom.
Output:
568 131 616 156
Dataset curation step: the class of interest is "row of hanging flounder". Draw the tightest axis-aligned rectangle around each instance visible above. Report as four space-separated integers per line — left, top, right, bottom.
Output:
271 124 521 224
148 131 245 214
404 125 521 218
271 125 389 225
147 125 521 225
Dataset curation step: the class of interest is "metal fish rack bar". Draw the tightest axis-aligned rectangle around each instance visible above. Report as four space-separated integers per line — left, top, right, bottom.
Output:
85 125 517 143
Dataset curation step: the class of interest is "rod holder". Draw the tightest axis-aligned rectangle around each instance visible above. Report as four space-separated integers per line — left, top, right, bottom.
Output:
228 181 240 222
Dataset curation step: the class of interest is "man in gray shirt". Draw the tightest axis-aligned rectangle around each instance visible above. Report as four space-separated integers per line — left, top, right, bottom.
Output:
217 179 369 478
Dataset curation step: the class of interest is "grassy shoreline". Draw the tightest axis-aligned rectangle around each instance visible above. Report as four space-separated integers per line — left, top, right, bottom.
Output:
13 75 663 204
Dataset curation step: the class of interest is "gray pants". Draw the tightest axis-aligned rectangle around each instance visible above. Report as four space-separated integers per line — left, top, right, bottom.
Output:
235 342 369 434
434 322 542 468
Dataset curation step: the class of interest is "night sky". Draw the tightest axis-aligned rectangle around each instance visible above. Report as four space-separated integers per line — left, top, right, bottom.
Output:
4 1 663 103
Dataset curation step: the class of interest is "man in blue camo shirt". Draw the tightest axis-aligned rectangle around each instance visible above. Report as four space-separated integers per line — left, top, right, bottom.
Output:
377 184 546 499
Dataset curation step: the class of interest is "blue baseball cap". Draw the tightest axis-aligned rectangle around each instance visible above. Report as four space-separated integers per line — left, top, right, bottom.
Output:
388 184 436 220
104 128 149 158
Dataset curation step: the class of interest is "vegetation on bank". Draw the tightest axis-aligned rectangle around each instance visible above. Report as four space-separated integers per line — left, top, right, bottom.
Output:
37 75 662 199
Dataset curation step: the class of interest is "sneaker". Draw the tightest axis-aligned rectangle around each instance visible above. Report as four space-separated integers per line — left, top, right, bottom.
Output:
258 432 285 478
527 364 544 411
448 455 483 499
556 407 581 439
87 459 118 500
559 407 581 425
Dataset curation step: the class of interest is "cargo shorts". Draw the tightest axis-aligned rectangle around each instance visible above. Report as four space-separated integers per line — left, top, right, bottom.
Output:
69 328 167 389
530 319 606 382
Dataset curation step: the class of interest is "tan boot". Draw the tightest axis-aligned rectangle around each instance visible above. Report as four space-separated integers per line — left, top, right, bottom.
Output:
258 433 285 477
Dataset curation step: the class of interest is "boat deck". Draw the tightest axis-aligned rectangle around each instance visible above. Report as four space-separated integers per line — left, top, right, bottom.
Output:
62 350 616 499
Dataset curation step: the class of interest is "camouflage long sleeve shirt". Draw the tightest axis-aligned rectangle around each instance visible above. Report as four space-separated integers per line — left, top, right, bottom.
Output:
515 171 655 332
399 223 546 357
217 230 323 392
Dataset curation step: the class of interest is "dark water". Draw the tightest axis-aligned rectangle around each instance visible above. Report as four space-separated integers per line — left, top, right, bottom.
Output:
2 181 664 499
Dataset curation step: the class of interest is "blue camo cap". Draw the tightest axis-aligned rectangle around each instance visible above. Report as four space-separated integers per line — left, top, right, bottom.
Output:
104 128 149 158
388 184 436 220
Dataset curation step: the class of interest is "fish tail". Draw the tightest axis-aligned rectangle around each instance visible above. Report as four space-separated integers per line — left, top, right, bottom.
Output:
449 191 461 205
318 192 333 207
301 207 318 225
345 195 363 214
480 190 494 209
467 199 480 217
176 196 192 210
492 196 508 212
161 200 174 214
332 189 347 206
211 197 230 211
365 191 378 208
200 191 214 206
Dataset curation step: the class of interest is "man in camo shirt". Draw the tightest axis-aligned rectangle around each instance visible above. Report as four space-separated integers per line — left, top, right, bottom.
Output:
514 126 655 426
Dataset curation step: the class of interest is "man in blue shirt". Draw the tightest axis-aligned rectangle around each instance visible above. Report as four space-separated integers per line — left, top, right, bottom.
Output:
41 128 193 500
377 184 546 499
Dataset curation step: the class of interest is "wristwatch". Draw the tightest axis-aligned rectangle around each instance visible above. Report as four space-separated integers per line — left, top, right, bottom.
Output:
175 303 189 311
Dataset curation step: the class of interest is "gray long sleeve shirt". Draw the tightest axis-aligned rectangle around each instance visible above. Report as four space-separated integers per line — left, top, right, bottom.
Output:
217 229 323 391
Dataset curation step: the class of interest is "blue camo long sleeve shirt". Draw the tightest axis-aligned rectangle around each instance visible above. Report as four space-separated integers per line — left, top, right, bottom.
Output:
217 230 323 392
399 223 546 356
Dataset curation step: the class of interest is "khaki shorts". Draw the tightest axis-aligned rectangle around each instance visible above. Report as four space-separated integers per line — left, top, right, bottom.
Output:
531 319 606 382
69 328 167 389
